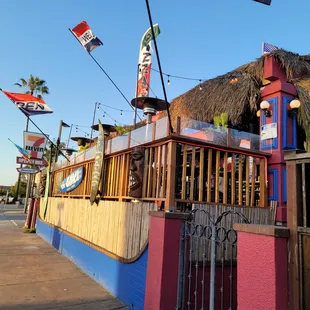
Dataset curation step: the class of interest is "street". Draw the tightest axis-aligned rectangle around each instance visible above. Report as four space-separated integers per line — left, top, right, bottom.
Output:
0 204 26 228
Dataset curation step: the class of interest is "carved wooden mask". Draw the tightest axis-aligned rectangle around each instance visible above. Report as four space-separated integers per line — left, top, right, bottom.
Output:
129 146 144 198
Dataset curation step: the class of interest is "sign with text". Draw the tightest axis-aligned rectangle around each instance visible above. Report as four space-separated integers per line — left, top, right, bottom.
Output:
59 166 84 193
23 131 48 159
16 156 47 167
261 123 277 141
16 167 39 174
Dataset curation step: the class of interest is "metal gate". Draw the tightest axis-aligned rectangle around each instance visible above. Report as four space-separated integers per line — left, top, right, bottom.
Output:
176 207 249 310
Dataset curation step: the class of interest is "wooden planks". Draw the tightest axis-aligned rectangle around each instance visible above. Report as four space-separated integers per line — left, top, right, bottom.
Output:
181 145 188 200
190 147 196 201
199 148 204 201
207 149 212 202
44 198 157 260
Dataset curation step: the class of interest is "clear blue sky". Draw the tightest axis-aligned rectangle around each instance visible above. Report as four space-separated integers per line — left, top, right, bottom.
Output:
0 0 308 185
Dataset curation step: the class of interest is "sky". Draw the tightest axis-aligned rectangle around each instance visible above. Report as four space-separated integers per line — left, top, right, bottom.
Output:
0 0 309 185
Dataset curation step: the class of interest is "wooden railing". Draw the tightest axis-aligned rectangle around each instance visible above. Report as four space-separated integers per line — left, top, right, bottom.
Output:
52 117 270 210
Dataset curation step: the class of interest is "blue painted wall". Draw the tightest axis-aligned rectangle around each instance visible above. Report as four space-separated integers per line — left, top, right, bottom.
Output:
37 218 148 310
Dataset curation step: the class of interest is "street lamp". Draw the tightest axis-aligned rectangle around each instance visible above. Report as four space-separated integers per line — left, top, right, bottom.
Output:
253 0 271 5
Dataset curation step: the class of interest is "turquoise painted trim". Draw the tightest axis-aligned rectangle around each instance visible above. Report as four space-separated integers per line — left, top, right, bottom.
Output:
36 218 148 310
282 96 297 150
282 168 287 203
268 168 279 202
261 97 278 150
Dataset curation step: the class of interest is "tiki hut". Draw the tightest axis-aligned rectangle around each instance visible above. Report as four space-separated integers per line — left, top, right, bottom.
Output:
166 49 310 141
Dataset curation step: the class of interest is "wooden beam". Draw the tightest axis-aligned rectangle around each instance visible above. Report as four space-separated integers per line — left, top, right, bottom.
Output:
286 161 301 310
199 148 205 202
147 148 154 197
250 157 256 207
190 147 196 201
162 144 167 198
223 152 228 204
181 145 187 200
207 149 212 202
238 155 243 205
259 158 267 208
165 141 177 211
231 154 235 204
142 148 149 197
245 156 250 206
215 151 220 203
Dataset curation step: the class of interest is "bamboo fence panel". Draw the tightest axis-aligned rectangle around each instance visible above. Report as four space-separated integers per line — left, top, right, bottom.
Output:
44 197 157 260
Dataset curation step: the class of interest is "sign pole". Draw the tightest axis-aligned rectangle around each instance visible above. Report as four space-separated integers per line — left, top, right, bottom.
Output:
14 116 30 205
23 116 31 213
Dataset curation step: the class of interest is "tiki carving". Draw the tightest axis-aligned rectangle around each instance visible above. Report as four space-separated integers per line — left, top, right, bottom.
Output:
129 146 145 198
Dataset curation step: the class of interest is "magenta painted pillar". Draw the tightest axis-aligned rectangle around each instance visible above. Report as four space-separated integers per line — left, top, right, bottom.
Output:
260 56 298 223
234 224 289 310
144 211 187 310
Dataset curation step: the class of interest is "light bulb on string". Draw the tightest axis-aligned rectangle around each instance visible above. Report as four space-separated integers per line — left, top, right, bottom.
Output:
199 80 202 91
167 75 170 86
120 110 123 118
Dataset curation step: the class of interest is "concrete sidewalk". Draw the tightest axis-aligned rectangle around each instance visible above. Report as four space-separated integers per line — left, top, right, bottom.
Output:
0 225 127 309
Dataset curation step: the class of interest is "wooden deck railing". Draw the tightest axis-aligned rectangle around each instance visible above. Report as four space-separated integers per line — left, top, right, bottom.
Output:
52 117 270 210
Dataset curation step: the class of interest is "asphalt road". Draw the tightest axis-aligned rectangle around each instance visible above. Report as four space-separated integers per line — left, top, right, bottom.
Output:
0 204 26 228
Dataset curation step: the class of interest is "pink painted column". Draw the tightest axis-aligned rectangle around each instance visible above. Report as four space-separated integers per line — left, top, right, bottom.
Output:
260 56 298 223
144 211 187 310
234 224 289 310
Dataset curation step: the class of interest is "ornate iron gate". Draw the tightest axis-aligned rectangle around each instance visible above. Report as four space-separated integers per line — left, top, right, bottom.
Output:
176 208 249 310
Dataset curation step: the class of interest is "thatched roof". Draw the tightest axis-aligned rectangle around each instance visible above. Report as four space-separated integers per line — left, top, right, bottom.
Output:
166 49 310 132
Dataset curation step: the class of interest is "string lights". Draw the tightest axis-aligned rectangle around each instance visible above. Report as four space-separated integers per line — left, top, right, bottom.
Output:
151 68 207 89
96 102 143 121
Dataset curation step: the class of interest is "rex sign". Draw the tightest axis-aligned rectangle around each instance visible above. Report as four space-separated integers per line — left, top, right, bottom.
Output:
23 131 48 159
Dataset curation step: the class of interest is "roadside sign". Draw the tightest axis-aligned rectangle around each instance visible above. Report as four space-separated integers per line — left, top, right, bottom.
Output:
16 156 47 167
16 167 39 174
23 131 48 159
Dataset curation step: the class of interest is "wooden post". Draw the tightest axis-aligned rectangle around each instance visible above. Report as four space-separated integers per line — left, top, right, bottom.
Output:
286 160 301 310
165 141 177 211
176 116 181 135
152 122 157 141
259 158 267 208
190 147 196 201
199 148 205 202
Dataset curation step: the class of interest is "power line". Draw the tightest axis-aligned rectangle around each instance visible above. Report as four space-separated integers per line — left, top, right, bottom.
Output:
68 28 142 122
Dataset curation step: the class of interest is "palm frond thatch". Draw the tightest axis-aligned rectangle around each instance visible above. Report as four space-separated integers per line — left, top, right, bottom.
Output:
163 49 310 133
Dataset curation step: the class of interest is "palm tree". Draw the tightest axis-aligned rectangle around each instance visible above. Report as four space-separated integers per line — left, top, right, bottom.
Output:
14 74 49 98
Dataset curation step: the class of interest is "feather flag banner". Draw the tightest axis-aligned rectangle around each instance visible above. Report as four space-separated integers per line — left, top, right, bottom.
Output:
136 24 160 98
1 90 53 116
71 21 103 53
8 138 31 160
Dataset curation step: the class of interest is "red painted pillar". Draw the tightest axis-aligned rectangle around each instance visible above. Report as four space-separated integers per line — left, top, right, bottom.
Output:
30 198 39 228
25 198 35 228
234 224 289 310
144 211 187 310
260 56 298 223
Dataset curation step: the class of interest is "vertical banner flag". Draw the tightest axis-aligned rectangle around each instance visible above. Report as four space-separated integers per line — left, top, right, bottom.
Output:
136 24 161 98
71 21 103 53
262 42 279 55
1 91 53 116
23 131 48 159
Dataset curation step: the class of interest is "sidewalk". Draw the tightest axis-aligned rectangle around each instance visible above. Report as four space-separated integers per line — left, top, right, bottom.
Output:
0 225 127 309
